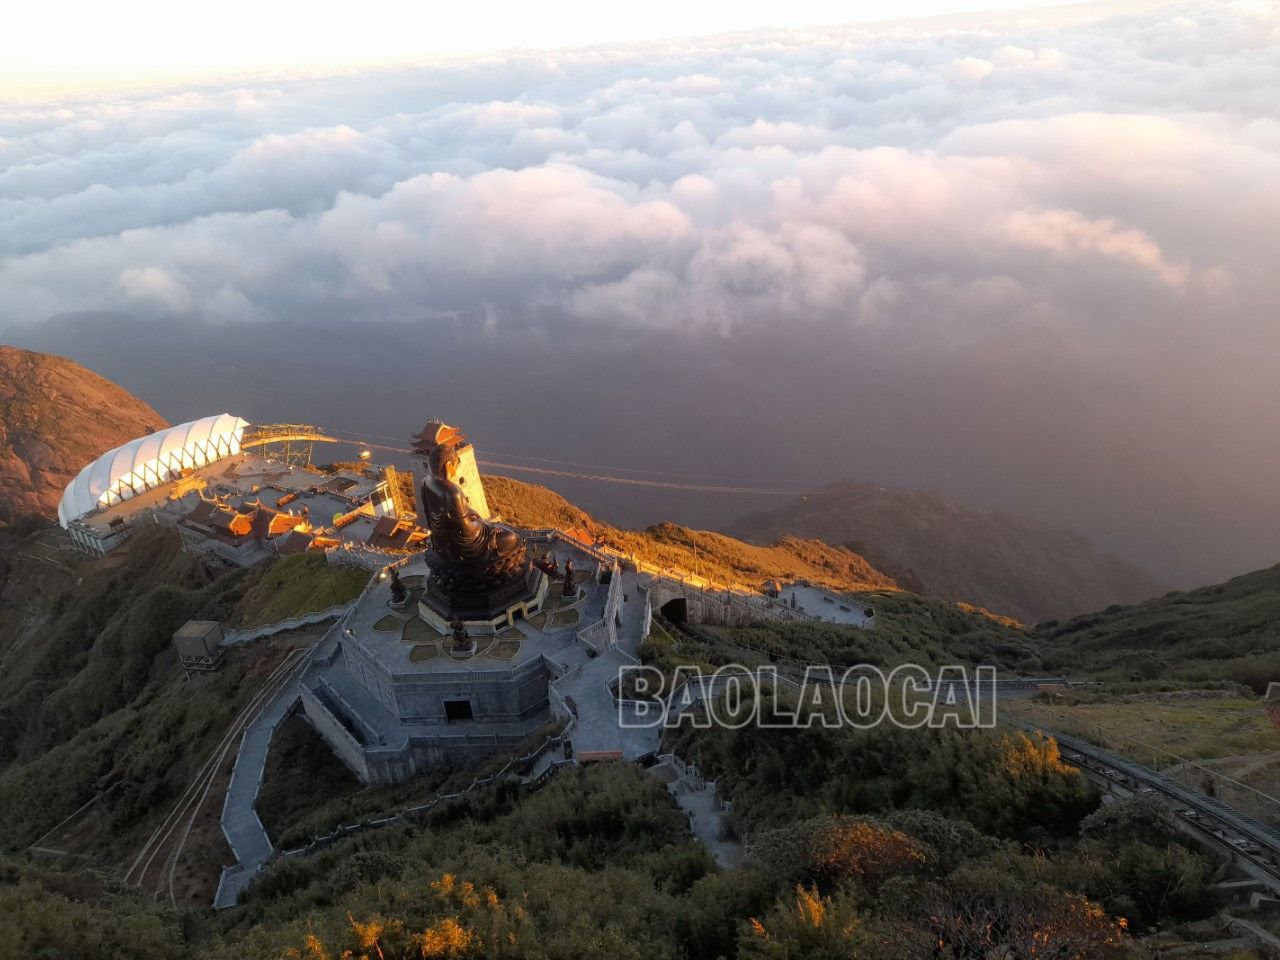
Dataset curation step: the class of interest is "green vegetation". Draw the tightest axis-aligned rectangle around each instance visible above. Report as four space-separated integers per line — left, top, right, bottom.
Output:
1022 565 1280 806
0 866 184 960
258 720 562 850
1035 564 1280 688
195 718 1215 960
233 553 369 628
0 527 342 863
632 593 1033 703
0 528 254 850
670 691 1096 840
210 763 717 958
696 593 1032 672
2 490 1271 959
256 714 362 848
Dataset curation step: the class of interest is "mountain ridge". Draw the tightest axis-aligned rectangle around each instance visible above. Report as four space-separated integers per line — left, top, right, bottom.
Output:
482 473 900 596
726 480 1165 624
0 345 167 526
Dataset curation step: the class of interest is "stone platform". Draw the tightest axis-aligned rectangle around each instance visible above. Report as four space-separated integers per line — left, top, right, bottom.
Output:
298 534 623 784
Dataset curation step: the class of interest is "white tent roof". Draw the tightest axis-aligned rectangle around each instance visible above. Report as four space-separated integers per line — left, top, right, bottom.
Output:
58 413 249 526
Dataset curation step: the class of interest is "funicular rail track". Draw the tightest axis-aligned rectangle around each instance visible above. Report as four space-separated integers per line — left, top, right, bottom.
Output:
122 645 308 903
1007 718 1280 893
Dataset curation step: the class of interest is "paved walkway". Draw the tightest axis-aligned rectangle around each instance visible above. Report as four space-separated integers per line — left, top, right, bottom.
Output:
213 678 302 908
616 574 648 656
650 758 742 868
555 648 661 759
545 570 663 759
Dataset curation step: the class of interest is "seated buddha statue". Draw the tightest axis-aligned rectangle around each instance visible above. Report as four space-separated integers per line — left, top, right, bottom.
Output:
413 420 535 617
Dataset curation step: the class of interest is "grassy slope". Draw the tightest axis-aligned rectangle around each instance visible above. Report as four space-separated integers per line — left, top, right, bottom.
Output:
485 474 897 594
0 527 361 862
685 593 1035 673
232 552 369 628
1036 564 1280 688
1020 565 1280 809
1009 693 1274 763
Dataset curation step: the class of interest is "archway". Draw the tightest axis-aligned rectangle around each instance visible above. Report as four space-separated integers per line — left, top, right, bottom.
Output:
660 597 688 626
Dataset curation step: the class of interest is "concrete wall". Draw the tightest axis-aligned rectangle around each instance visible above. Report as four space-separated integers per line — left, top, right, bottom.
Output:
338 727 542 786
390 661 549 724
576 561 622 653
342 642 399 715
644 578 808 627
601 562 623 643
300 685 371 782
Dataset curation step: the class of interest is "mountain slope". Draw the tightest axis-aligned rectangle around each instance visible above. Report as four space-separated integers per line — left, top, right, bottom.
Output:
483 474 898 594
0 345 166 525
1037 564 1280 689
726 481 1164 624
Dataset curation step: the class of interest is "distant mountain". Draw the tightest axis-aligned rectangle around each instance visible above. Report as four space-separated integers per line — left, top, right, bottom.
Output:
0 345 166 525
483 474 899 595
725 481 1165 624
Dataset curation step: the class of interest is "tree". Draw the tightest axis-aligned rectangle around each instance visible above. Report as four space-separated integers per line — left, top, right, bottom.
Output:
1079 796 1178 848
740 885 884 960
748 815 928 895
882 871 1128 960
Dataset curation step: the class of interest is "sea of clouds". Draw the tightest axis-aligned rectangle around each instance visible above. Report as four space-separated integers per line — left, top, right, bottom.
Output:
1 0 1275 338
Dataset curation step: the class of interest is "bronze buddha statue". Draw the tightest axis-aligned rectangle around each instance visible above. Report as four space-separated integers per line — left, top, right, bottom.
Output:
413 420 539 621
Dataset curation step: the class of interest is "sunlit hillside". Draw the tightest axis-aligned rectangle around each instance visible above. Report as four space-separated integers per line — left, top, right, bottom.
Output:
485 474 899 595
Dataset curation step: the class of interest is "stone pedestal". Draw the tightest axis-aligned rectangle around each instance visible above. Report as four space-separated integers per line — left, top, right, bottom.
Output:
418 567 549 635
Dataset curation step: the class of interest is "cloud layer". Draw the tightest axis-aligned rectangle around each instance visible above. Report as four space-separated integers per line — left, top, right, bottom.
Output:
2 1 1276 337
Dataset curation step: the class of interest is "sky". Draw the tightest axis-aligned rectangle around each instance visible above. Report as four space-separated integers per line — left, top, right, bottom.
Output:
6 0 1112 97
2 0 1279 587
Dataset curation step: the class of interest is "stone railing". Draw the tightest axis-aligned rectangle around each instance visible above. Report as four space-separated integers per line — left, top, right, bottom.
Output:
549 677 577 724
577 619 611 654
575 561 621 653
220 603 355 647
640 576 819 629
324 544 402 571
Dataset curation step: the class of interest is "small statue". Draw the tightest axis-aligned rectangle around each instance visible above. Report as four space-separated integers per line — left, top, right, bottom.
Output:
562 558 576 599
388 567 407 606
449 616 472 652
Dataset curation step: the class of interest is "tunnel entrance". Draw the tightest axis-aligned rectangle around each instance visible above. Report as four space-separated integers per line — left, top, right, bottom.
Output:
660 597 688 626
